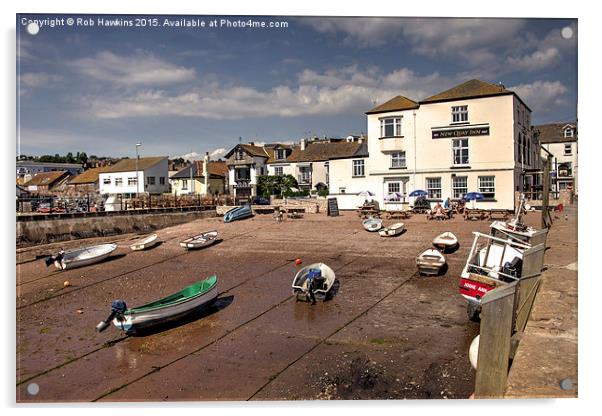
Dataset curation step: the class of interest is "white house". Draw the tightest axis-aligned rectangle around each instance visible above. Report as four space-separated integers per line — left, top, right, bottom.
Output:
170 155 228 196
224 143 269 198
537 122 578 195
98 156 169 197
338 79 537 211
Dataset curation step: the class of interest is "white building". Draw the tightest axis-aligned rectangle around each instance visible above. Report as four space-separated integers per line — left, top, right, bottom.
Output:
537 122 578 195
98 156 169 197
224 143 269 198
170 155 228 196
329 79 538 211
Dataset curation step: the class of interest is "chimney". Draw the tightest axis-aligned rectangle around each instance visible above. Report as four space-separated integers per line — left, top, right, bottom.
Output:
248 141 254 146
300 138 306 151
203 152 209 195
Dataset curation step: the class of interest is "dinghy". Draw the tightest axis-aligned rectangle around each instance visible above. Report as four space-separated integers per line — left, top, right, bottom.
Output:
130 233 159 251
45 243 117 270
432 232 458 251
379 222 404 237
96 275 218 335
224 204 253 223
362 217 382 232
416 248 446 276
292 263 336 302
180 230 219 250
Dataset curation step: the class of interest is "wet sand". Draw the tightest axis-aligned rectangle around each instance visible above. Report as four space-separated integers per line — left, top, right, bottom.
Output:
16 210 541 401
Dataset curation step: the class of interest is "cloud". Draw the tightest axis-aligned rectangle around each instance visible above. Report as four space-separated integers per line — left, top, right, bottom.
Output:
510 80 568 113
72 50 196 85
78 65 453 120
301 17 407 47
507 48 561 72
20 72 63 88
176 148 228 161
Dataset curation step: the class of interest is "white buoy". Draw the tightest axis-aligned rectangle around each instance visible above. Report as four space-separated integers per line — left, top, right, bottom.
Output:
469 335 480 370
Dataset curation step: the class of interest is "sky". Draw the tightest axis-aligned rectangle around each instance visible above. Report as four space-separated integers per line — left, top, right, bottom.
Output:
16 14 578 160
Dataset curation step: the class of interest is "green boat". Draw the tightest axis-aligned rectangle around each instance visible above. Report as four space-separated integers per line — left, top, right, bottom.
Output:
96 276 218 335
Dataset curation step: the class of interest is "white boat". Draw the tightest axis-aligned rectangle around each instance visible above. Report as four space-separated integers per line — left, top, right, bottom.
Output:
130 233 159 251
459 232 530 321
432 232 458 251
96 276 218 335
46 243 118 270
489 194 547 245
180 230 219 250
362 217 382 232
416 248 446 276
379 222 405 237
292 263 336 302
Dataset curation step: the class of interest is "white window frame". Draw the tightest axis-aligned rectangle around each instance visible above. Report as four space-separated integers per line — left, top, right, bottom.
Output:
452 176 468 199
564 143 572 155
352 160 365 177
127 177 138 186
115 178 123 187
380 117 402 138
564 127 574 138
275 149 286 160
102 177 111 185
274 166 284 176
451 105 468 123
452 138 469 165
182 179 189 190
390 151 406 169
386 181 402 201
426 177 442 199
478 176 495 199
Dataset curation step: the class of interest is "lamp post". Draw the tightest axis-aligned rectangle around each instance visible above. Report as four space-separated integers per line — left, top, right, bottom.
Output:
135 142 142 199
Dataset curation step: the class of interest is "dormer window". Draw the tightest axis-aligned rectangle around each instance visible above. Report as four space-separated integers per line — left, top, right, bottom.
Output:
380 117 402 137
236 148 245 160
564 127 574 138
275 149 287 160
452 105 468 123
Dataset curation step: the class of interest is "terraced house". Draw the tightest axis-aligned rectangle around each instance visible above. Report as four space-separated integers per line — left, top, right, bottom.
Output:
336 79 539 210
536 122 578 195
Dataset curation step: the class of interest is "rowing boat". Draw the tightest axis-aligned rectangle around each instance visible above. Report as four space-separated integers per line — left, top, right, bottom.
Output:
224 204 253 223
432 232 458 251
416 248 446 276
362 217 382 232
180 230 218 249
96 275 218 335
378 222 404 237
46 243 117 270
130 233 159 251
291 263 336 302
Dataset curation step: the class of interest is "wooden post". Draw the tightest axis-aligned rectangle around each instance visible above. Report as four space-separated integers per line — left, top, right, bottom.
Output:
541 154 553 229
474 282 518 398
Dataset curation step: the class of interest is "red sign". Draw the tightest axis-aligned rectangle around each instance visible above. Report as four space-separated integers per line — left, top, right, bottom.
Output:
459 278 494 301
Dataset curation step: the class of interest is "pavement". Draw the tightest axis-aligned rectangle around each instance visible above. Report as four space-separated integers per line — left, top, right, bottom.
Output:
505 204 578 398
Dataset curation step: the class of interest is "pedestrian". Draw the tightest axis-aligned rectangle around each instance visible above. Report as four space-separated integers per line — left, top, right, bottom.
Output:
444 197 453 219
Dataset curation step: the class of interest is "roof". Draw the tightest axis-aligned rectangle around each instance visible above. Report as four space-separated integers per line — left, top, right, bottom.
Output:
266 144 296 164
170 161 228 179
100 156 167 173
366 95 419 114
288 141 367 162
68 167 109 184
225 144 269 159
535 123 578 144
23 170 70 187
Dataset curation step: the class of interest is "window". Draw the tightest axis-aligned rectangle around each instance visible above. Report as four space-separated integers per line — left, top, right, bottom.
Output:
159 177 165 185
380 117 402 137
452 139 469 165
339 187 346 194
452 105 468 123
128 177 137 186
182 179 188 190
391 151 406 168
147 176 156 185
426 177 441 199
386 182 401 201
564 144 572 155
235 167 250 181
115 178 123 187
275 149 286 160
452 176 468 199
564 127 573 138
352 160 365 177
478 176 495 199
274 166 283 176
299 166 311 183
236 148 245 160
103 177 111 185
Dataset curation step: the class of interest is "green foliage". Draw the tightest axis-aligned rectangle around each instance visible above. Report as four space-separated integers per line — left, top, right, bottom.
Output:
317 187 329 197
257 174 299 197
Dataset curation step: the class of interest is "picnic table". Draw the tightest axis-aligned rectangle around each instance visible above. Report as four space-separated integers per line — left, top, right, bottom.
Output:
357 204 381 218
487 209 511 220
386 210 411 220
426 209 451 221
463 209 487 221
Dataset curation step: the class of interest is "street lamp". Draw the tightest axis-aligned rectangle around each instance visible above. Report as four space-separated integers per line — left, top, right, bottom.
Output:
135 142 142 199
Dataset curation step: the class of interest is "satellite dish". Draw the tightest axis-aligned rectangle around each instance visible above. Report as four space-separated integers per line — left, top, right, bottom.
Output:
469 335 480 370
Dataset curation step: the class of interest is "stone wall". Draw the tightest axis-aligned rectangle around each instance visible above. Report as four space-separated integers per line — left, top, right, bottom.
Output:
17 209 216 247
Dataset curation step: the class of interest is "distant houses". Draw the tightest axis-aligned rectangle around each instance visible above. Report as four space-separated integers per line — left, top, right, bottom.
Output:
22 170 72 193
16 161 83 184
98 156 169 197
170 155 228 196
536 122 578 195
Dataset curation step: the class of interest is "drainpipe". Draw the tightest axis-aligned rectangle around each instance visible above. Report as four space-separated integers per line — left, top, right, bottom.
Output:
413 110 417 201
204 152 210 195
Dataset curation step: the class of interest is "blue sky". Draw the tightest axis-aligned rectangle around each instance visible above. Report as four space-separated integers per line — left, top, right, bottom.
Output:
17 14 577 160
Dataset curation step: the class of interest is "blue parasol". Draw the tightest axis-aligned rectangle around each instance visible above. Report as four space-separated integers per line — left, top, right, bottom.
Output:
464 192 484 201
409 189 427 197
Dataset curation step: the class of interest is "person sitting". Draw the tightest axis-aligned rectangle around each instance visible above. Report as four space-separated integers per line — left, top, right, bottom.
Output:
433 202 445 220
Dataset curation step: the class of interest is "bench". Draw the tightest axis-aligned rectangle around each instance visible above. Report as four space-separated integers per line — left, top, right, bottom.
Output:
464 209 487 221
386 210 411 220
487 209 511 220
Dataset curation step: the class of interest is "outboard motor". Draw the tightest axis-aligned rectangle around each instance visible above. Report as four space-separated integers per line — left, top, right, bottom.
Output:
95 300 127 333
44 250 65 268
307 268 324 290
501 257 523 282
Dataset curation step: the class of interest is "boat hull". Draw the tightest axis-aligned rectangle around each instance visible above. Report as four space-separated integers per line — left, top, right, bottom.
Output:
416 249 446 276
292 263 336 302
130 234 158 251
180 231 219 250
432 233 458 252
362 219 382 232
224 205 253 223
112 283 218 334
379 223 404 237
59 244 117 270
180 238 218 250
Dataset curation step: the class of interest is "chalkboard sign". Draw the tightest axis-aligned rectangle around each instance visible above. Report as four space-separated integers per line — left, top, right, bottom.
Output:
327 198 339 217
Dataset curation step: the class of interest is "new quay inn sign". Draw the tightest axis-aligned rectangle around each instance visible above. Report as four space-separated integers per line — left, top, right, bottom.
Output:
432 126 490 139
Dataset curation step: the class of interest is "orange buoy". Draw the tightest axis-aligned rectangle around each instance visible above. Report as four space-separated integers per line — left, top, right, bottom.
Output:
295 258 302 266
63 280 71 288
